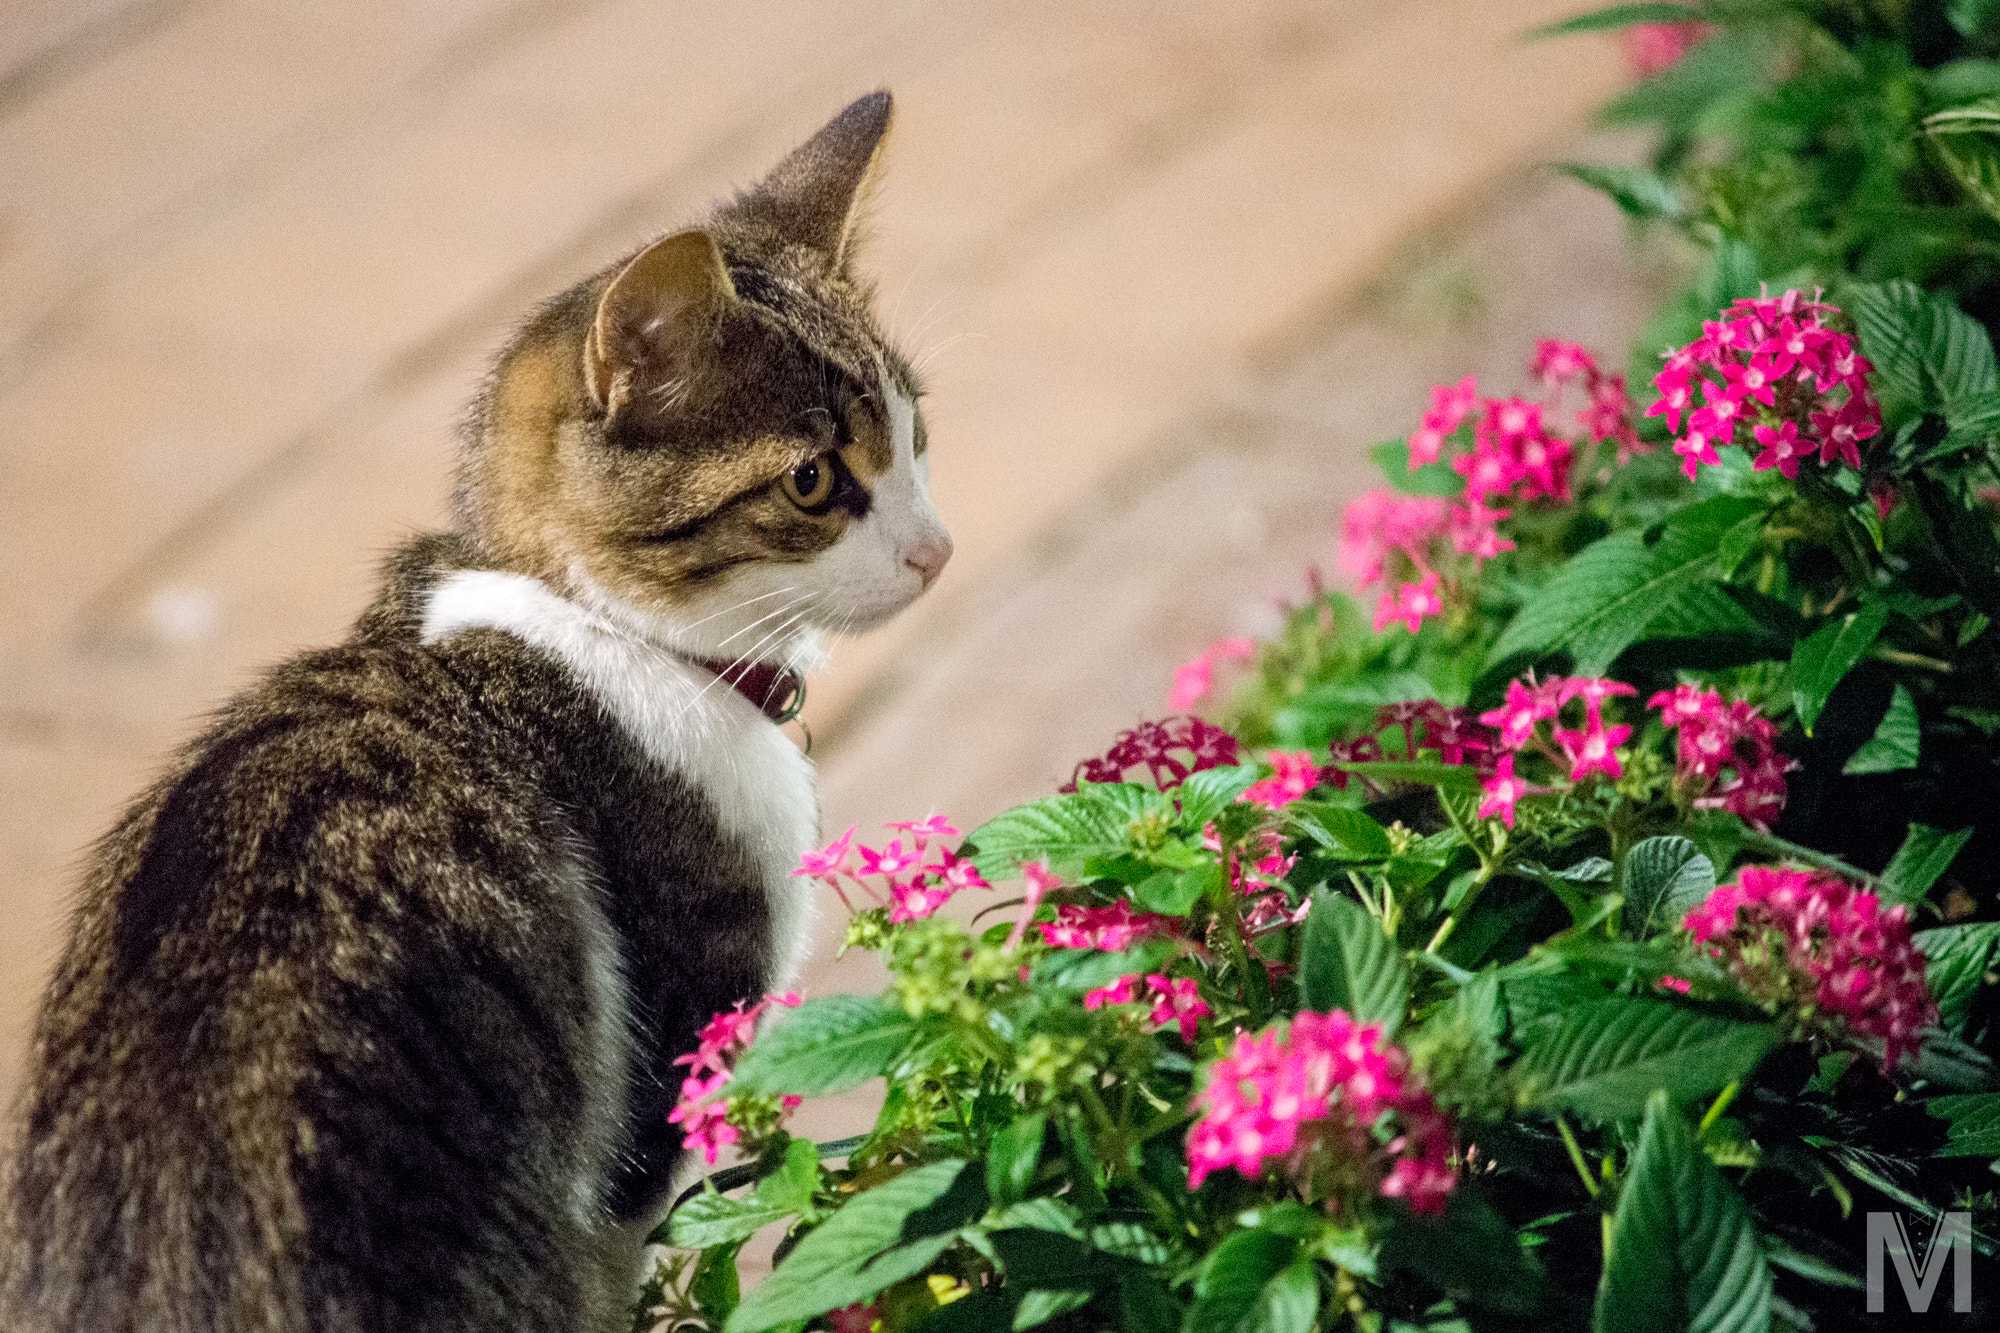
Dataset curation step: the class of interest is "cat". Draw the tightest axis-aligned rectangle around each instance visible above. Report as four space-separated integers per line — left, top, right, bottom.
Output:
1 90 949 1333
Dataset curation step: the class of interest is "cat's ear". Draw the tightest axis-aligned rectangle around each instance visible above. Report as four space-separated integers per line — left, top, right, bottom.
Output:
733 90 893 271
585 228 737 419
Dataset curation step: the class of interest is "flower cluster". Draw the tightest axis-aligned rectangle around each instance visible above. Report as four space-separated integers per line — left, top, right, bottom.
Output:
1473 675 1636 826
1318 700 1495 797
1346 340 1641 635
1168 636 1257 712
1039 899 1173 951
1083 972 1211 1041
1186 1010 1456 1215
668 992 803 1164
1684 866 1937 1069
1648 290 1881 482
1062 716 1243 792
1649 684 1793 831
794 816 989 923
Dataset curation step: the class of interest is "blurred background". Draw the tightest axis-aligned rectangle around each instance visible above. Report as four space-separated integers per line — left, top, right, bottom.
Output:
0 0 1669 1164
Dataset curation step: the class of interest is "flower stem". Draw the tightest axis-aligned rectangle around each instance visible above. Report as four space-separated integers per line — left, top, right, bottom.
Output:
1555 1115 1600 1200
1698 1081 1741 1140
1739 829 1889 893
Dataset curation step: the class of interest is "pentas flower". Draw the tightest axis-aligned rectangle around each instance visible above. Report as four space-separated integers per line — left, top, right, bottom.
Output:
1039 899 1172 951
1083 973 1212 1042
1647 684 1793 831
1243 750 1323 810
1407 374 1478 465
1648 289 1881 482
668 992 804 1164
1684 866 1937 1070
1186 1010 1456 1215
1064 716 1243 792
795 819 991 921
1167 636 1257 711
1005 861 1063 952
1477 754 1530 828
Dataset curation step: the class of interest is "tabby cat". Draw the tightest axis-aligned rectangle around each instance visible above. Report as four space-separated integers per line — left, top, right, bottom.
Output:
2 91 950 1333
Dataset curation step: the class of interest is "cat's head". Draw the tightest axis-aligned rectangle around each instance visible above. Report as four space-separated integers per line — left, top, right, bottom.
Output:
456 91 950 671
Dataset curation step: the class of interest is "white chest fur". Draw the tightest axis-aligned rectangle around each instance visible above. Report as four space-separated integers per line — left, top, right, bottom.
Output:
420 570 821 992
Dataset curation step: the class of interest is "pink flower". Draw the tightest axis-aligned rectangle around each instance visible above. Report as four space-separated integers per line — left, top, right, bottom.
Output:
1479 680 1556 750
1005 862 1063 951
1167 637 1257 710
1652 291 1881 483
886 815 959 850
1752 419 1807 479
1147 974 1211 1041
1408 375 1479 465
1556 722 1632 782
1082 975 1141 1010
860 838 922 879
1448 501 1515 560
1039 899 1173 950
794 826 860 881
1649 687 1793 831
1533 339 1596 387
1242 749 1322 810
1374 572 1444 635
1478 754 1529 827
669 991 805 1163
1685 867 1938 1069
1186 1010 1455 1214
1065 717 1244 792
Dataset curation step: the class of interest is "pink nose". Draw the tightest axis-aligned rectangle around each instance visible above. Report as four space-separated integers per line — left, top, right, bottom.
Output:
905 533 953 589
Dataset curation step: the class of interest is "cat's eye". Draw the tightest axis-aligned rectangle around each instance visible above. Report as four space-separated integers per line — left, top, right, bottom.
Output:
781 456 838 511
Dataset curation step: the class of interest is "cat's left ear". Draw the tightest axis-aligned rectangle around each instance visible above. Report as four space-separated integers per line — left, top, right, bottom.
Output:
732 90 894 271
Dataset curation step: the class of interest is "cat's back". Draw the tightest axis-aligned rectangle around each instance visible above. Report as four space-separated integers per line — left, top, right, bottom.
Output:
4 578 642 1332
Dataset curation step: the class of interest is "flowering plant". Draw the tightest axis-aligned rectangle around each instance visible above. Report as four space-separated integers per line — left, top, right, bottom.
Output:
631 7 2000 1332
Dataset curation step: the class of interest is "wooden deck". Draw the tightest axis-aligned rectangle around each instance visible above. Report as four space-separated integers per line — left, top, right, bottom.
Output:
0 0 1625 1136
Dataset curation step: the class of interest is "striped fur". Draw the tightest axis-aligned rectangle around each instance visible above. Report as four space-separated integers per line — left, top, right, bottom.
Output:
3 91 947 1333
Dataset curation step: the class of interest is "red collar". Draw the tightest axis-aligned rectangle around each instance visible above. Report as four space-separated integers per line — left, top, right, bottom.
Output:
696 657 806 724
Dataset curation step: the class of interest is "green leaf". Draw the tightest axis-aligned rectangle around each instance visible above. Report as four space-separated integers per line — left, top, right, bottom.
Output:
1489 496 1768 675
1325 759 1483 793
1517 997 1777 1123
1916 922 2000 1030
1175 765 1261 831
1285 802 1393 860
965 785 1172 879
731 996 916 1098
1090 1221 1174 1265
1186 1230 1301 1333
1300 890 1410 1034
760 1136 822 1214
1380 1191 1545 1315
1928 1091 2000 1158
1621 837 1717 939
1843 684 1921 775
1848 279 2000 410
1789 604 1891 736
1134 863 1221 916
1927 99 2000 225
672 1189 802 1250
1951 0 2000 39
1012 1290 1094 1331
1558 162 1684 220
986 1113 1047 1209
1880 824 1974 907
1370 439 1464 497
1594 1092 1772 1333
726 1161 979 1333
1529 3 1714 37
1032 938 1176 995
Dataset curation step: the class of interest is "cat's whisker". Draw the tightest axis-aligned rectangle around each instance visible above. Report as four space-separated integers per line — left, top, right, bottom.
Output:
677 586 798 635
909 330 985 378
710 591 818 651
674 605 816 722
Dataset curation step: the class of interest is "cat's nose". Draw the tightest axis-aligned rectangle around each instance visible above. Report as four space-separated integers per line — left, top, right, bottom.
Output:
905 531 952 589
